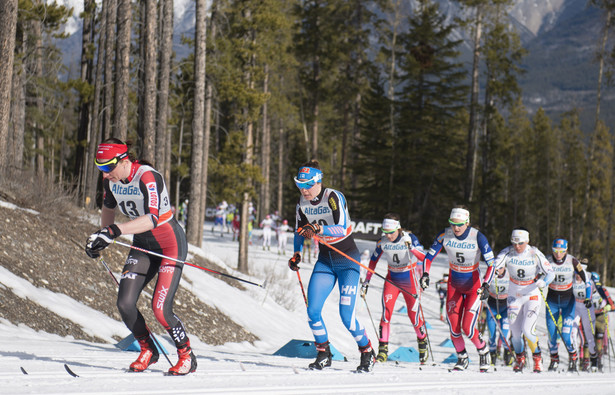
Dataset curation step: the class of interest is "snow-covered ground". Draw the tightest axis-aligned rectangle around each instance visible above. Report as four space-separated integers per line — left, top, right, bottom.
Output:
2 217 615 394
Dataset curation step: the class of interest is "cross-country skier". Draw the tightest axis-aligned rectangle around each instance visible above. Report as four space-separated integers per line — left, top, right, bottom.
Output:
436 274 449 321
260 214 275 251
361 214 428 364
287 160 376 372
571 266 597 371
422 206 495 372
485 266 512 366
589 270 614 371
495 228 554 373
84 138 196 375
546 238 588 372
277 219 292 255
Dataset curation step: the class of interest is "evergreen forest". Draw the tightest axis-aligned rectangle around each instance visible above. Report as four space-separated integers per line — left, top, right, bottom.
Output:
1 0 615 281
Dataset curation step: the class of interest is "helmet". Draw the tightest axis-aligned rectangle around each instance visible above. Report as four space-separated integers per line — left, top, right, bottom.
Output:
552 238 568 251
591 272 600 283
294 167 323 189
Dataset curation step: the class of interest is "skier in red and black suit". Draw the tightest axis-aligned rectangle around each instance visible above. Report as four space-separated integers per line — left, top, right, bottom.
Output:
85 138 196 375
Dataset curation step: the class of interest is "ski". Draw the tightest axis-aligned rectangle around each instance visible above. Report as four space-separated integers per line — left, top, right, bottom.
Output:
20 366 28 375
64 364 79 377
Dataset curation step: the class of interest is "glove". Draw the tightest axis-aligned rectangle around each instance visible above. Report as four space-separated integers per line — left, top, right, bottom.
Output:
478 282 489 300
85 224 121 258
604 304 612 313
298 223 321 239
361 281 369 297
288 252 301 271
584 299 592 308
536 279 546 288
420 272 430 290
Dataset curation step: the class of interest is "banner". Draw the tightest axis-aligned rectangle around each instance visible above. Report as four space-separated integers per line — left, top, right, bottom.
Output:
350 219 383 241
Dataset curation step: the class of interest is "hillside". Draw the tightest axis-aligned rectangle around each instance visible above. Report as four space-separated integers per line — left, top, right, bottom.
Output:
0 176 257 346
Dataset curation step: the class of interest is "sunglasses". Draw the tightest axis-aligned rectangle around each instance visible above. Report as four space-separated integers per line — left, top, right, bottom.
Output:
382 228 397 234
95 152 127 172
511 241 526 245
552 248 567 254
294 176 319 190
448 219 467 227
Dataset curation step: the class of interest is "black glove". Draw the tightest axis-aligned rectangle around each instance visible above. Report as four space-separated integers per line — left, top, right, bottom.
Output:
584 299 592 308
478 282 490 300
85 224 121 258
298 223 321 239
288 252 301 271
361 281 369 297
420 272 430 290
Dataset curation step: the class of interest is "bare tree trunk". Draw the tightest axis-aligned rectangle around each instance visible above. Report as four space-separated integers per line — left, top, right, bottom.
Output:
114 0 132 140
0 0 18 169
10 28 26 168
277 120 284 215
85 1 107 208
32 18 45 177
186 0 207 247
76 0 96 200
386 0 401 211
157 0 173 180
102 0 116 140
465 6 482 203
140 0 158 163
259 64 271 218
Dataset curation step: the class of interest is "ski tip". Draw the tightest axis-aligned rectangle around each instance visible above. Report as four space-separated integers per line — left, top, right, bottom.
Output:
64 364 79 377
20 366 28 375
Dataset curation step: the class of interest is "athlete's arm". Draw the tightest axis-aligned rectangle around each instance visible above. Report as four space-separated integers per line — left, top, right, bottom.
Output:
477 231 495 284
293 203 308 253
320 191 349 237
365 242 383 282
423 231 445 274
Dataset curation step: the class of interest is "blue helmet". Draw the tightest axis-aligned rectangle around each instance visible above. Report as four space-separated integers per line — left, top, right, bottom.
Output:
591 272 600 283
294 166 322 189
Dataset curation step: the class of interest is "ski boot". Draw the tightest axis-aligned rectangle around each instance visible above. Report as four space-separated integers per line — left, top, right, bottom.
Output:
548 353 559 372
513 352 526 373
418 338 429 364
356 342 376 373
532 351 543 373
129 335 159 372
168 341 197 375
490 351 497 366
590 353 599 372
309 342 333 370
568 351 578 372
478 347 491 372
376 342 388 363
581 357 590 372
503 349 513 366
452 350 469 371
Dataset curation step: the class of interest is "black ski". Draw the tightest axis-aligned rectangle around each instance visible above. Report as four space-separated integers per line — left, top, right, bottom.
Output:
64 364 79 377
20 366 28 375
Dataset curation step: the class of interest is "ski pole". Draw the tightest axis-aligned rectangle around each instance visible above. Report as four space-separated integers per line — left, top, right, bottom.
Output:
296 270 308 307
539 287 574 353
311 233 417 300
418 292 436 364
361 292 379 340
606 313 612 372
483 300 513 353
113 240 264 288
99 258 173 367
